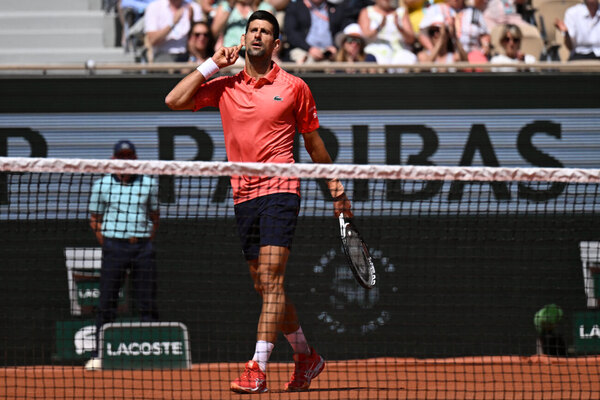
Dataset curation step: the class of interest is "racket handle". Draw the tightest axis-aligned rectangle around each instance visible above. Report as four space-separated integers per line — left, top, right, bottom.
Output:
339 213 346 236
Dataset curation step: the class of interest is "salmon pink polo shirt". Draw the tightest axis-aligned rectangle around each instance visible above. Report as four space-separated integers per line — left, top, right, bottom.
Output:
193 62 320 204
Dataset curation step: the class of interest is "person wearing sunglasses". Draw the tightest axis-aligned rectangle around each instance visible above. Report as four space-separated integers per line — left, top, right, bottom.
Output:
490 23 536 71
187 21 216 63
334 23 377 72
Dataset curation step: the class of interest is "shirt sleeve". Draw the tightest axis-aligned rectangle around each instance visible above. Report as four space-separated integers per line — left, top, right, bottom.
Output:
193 76 228 111
88 179 105 214
294 81 320 134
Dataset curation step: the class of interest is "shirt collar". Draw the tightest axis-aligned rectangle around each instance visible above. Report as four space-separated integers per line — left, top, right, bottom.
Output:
242 61 280 85
305 0 327 10
112 174 139 184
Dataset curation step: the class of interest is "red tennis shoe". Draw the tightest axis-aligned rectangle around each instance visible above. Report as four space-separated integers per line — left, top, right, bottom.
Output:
284 347 325 392
230 360 268 394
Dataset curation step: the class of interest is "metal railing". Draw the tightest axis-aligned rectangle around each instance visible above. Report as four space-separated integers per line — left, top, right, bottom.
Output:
0 61 599 75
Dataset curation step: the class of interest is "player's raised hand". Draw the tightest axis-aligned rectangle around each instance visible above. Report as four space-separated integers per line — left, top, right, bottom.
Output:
212 44 243 68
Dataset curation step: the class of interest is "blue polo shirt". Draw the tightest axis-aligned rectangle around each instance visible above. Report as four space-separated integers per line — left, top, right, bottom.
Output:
89 175 159 239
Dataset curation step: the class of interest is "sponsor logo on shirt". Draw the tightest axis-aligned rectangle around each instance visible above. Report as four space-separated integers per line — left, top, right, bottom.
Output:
273 96 283 101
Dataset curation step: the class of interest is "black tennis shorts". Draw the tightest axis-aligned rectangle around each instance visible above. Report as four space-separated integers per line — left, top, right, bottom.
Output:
234 193 300 261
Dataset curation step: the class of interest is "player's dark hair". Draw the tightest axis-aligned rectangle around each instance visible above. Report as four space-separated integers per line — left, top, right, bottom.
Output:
246 10 279 40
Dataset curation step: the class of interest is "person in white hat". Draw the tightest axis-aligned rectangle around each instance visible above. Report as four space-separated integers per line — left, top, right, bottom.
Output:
334 23 378 68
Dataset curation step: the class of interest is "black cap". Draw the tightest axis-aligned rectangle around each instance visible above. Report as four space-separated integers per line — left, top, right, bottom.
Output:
113 140 137 159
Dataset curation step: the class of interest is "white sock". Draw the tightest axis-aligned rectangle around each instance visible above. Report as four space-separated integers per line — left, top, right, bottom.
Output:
284 326 310 355
252 340 274 372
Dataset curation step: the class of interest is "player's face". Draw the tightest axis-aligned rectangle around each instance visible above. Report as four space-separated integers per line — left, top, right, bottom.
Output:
243 20 279 58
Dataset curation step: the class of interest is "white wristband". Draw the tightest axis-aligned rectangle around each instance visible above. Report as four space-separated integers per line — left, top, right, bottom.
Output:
197 58 219 79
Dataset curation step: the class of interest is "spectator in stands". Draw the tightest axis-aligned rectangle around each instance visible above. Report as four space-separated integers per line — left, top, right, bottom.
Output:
417 12 468 69
144 0 205 62
334 23 378 72
455 0 491 63
118 0 154 49
417 0 460 54
555 0 600 60
406 0 444 51
187 21 216 62
483 0 529 31
284 0 354 64
357 0 417 65
212 0 275 50
84 140 160 371
490 23 537 70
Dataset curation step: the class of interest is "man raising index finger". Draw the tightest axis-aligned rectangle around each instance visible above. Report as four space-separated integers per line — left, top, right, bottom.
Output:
165 10 352 394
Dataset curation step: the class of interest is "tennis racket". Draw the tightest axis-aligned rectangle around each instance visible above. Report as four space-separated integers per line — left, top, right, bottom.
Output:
338 213 376 289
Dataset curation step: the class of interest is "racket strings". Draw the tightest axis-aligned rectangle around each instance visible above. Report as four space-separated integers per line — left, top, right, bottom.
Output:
345 230 371 277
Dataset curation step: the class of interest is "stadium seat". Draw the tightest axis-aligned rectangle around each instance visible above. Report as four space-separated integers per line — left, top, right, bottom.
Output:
0 0 135 64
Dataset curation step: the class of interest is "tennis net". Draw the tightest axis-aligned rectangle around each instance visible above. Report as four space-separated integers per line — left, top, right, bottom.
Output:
1 156 600 399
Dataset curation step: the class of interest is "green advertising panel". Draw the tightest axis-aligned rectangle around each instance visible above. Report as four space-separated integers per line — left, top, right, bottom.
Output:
75 280 125 307
573 311 600 354
54 317 142 362
54 319 96 361
99 322 191 370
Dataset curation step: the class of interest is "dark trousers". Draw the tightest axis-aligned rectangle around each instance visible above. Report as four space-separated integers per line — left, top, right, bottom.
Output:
93 238 158 356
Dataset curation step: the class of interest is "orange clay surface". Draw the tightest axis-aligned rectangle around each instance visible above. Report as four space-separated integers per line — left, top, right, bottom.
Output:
2 355 600 399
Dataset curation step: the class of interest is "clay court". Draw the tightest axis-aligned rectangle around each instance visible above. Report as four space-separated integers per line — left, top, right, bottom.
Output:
3 355 600 399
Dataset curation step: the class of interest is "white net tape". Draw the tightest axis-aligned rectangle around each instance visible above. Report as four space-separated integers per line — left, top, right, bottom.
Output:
1 157 600 183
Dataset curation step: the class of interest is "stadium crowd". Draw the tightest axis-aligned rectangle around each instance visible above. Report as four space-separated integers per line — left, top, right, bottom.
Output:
105 0 599 69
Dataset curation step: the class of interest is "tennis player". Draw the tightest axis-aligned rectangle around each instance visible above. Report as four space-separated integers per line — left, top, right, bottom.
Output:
166 10 352 394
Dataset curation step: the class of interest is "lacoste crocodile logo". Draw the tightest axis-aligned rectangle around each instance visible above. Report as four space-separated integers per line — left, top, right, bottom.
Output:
273 96 283 101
